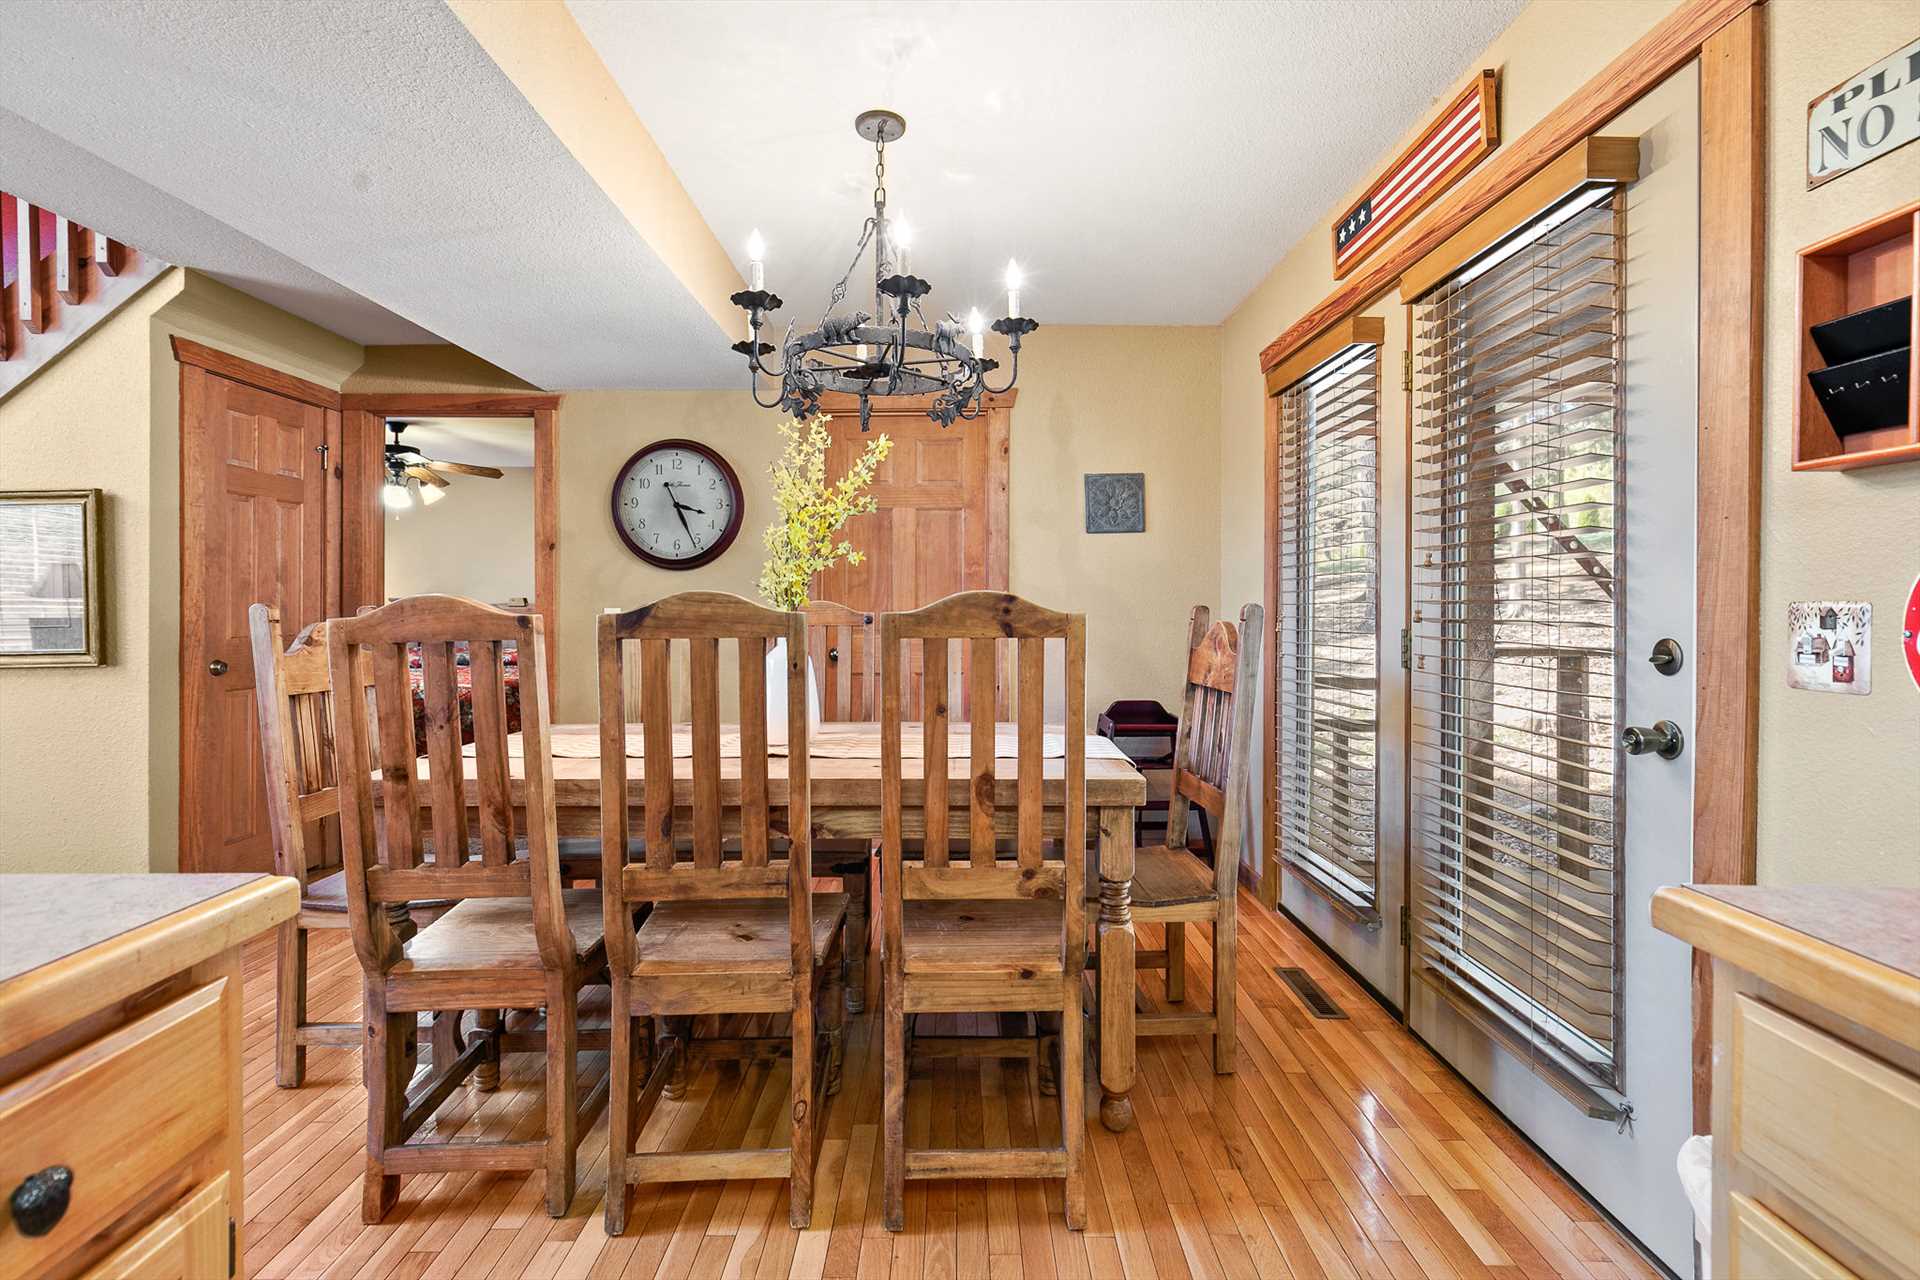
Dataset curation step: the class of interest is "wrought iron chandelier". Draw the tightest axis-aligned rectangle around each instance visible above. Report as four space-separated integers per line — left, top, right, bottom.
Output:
730 109 1038 430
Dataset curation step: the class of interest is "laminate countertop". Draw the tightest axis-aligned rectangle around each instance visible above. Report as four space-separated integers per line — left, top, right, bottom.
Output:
1652 883 1920 1048
0 873 298 1057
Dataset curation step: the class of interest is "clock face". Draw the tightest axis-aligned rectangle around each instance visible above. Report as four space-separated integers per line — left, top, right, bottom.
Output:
610 440 743 569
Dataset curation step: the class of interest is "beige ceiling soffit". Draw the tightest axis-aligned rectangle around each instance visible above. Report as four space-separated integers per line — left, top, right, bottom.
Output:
448 0 743 341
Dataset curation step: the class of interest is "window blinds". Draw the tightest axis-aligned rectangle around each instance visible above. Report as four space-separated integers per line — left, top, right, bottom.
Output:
1408 188 1626 1105
1275 344 1381 914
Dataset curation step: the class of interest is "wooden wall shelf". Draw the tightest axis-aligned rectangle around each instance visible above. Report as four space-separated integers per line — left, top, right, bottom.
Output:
1793 200 1919 472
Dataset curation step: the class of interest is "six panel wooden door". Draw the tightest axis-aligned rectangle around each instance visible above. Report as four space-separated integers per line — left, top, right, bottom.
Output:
181 359 336 872
809 395 1011 716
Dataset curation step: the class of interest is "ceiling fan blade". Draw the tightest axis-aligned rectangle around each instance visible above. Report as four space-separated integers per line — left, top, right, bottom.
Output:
405 466 450 487
425 460 505 479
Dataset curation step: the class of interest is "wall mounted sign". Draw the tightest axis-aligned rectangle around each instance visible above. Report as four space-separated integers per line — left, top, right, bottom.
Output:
1807 37 1920 189
1084 473 1145 534
1787 600 1871 695
1332 70 1499 280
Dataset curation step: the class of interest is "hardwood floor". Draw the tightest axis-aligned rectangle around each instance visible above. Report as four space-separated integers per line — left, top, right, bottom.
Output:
237 889 1661 1279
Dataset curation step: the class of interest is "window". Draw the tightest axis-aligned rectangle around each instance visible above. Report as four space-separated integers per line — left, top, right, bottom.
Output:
1275 342 1381 915
1409 187 1626 1102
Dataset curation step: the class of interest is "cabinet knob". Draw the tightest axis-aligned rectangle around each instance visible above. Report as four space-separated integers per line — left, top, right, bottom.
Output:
9 1165 73 1237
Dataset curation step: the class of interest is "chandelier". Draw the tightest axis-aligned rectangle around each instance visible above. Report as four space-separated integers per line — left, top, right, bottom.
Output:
730 109 1039 430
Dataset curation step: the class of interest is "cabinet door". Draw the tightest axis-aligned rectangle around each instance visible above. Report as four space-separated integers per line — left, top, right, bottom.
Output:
83 1175 230 1280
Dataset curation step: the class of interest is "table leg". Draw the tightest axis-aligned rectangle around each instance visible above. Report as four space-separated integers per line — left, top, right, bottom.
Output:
1097 806 1136 1132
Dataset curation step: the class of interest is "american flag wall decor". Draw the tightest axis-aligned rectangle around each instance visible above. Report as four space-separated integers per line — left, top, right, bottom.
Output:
1332 70 1499 280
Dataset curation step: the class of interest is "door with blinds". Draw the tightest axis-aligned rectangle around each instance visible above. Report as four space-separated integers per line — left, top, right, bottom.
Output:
1403 72 1699 1273
1270 307 1408 1004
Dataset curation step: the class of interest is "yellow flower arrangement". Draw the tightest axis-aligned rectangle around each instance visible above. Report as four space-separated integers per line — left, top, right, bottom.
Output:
757 414 893 611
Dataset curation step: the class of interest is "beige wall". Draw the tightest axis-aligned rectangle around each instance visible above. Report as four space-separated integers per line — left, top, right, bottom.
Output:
385 465 537 604
0 269 363 874
1756 2 1920 885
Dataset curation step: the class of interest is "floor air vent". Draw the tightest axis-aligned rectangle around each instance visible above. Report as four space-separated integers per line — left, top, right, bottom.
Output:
1275 967 1347 1019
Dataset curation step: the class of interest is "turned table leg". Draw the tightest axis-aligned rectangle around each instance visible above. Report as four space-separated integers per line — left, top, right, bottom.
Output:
1096 806 1136 1132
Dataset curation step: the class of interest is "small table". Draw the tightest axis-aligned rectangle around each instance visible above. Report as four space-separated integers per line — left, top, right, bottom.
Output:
439 723 1150 1131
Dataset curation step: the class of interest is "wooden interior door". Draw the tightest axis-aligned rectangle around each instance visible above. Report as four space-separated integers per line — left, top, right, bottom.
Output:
179 341 338 872
810 393 1011 716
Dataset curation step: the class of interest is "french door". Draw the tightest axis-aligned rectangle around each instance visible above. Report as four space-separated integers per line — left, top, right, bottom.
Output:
1404 69 1700 1273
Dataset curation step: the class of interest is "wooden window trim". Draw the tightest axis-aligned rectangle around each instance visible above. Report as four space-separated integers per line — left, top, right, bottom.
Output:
1399 136 1643 303
1255 0 1765 1135
339 394 562 709
1265 316 1385 398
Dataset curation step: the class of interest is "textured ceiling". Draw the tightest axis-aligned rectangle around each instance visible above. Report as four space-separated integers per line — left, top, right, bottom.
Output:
1 0 738 389
569 0 1528 327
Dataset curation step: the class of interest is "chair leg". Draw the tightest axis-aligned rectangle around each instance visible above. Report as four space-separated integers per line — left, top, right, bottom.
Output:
430 1010 460 1075
790 969 818 1229
1061 979 1087 1230
842 860 869 1015
1036 1012 1059 1098
1214 899 1237 1075
544 977 578 1217
1166 922 1186 1003
663 1016 693 1100
475 1009 501 1091
275 921 307 1088
605 1007 633 1235
883 989 906 1231
824 944 847 1098
362 984 404 1223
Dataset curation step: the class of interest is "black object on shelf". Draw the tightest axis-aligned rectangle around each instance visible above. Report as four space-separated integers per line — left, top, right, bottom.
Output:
1096 699 1178 765
1808 347 1911 435
1810 296 1911 365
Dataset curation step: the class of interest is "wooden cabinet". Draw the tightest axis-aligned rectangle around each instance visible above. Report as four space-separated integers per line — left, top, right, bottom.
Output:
0 875 297 1280
1654 885 1920 1280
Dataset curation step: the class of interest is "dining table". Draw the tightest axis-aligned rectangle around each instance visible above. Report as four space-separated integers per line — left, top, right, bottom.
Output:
435 721 1150 1132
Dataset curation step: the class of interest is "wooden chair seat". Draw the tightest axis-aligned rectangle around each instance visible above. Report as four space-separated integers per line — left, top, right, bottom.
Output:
1082 846 1219 915
632 894 848 976
302 869 350 913
902 900 1064 975
397 888 606 978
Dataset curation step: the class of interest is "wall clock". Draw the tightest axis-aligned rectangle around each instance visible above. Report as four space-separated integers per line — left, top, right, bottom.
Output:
610 439 743 569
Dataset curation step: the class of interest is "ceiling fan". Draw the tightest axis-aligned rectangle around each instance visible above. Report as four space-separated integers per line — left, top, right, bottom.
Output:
383 421 504 509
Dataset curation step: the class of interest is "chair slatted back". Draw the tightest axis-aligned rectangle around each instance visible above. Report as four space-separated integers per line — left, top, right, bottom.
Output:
597 592 810 978
251 604 344 884
880 591 1085 911
328 594 567 974
804 601 877 722
1164 604 1264 892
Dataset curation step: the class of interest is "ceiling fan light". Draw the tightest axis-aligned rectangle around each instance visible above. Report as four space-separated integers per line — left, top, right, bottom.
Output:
418 482 446 506
382 481 414 511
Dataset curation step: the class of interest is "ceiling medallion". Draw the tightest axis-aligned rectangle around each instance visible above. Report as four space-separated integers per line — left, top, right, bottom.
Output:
731 109 1038 430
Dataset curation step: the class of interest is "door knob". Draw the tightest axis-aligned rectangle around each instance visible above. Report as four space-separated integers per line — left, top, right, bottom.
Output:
1621 720 1684 760
208 658 229 676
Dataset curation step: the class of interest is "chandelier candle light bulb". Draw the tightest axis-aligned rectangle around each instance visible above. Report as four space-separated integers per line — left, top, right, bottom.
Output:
891 217 911 276
1005 259 1023 319
746 229 766 291
968 308 985 359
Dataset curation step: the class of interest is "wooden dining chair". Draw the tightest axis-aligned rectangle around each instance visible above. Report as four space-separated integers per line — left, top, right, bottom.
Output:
329 594 608 1222
251 604 365 1088
599 591 848 1234
1097 604 1261 1074
878 590 1087 1231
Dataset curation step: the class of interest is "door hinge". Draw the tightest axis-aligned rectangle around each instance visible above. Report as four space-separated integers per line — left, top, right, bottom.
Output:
1399 628 1411 670
1401 349 1413 392
1399 904 1411 947
229 1218 237 1275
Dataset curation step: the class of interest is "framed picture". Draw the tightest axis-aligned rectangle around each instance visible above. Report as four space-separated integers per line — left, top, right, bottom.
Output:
0 489 104 667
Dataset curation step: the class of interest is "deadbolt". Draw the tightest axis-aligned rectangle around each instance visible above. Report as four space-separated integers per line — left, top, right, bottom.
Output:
208 658 229 676
1621 720 1684 760
1648 638 1683 676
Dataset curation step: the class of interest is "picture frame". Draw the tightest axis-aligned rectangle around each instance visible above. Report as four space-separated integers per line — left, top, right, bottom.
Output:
0 489 104 667
1084 472 1146 534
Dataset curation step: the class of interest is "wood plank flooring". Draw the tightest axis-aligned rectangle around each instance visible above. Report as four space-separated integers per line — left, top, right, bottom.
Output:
237 891 1662 1279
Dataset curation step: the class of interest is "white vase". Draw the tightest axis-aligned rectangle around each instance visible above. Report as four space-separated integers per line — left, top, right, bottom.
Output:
765 638 822 747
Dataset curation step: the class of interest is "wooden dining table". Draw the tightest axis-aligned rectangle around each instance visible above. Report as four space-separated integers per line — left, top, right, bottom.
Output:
435 722 1150 1132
